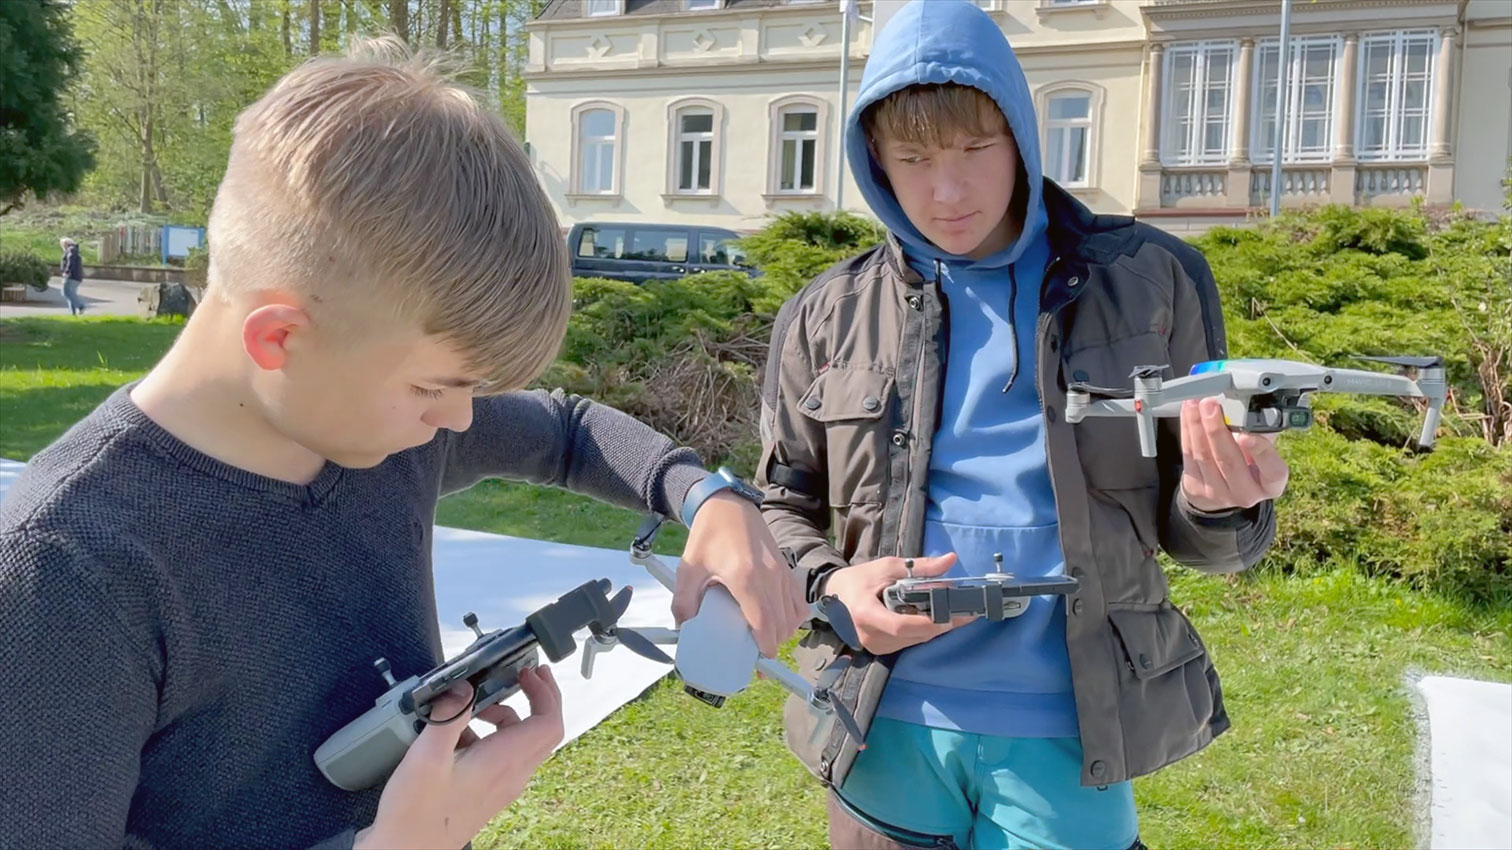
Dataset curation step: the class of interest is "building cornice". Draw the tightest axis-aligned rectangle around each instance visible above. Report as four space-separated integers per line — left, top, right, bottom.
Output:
523 37 1145 82
1142 0 1461 22
528 1 849 32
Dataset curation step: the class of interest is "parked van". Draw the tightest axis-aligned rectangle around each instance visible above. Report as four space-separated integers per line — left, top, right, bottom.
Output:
567 222 756 284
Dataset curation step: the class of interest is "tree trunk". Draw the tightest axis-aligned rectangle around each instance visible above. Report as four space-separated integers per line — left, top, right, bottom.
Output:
344 0 357 37
139 110 155 213
309 0 320 53
282 0 292 55
435 0 448 47
388 0 407 43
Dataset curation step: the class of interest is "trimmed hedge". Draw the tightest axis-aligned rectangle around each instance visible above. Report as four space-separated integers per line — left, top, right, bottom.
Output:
0 251 52 291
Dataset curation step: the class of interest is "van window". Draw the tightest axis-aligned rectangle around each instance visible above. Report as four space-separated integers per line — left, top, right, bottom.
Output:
578 226 628 259
627 229 688 263
698 233 747 267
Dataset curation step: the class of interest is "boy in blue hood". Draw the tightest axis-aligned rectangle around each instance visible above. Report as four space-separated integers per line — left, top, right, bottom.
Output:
757 2 1291 849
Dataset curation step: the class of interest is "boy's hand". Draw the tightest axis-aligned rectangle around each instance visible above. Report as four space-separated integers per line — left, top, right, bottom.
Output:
355 665 563 850
674 492 807 658
824 554 978 656
1180 398 1291 512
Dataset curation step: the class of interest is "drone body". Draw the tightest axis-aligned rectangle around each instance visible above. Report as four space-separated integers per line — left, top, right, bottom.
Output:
1064 356 1446 457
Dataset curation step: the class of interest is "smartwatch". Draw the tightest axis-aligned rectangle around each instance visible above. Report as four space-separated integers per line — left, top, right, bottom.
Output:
680 466 763 527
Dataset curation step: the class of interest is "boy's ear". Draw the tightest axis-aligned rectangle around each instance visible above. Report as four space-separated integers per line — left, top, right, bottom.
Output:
242 303 313 372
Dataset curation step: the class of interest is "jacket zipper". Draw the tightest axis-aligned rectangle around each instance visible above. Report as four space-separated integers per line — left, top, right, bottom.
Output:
1032 255 1064 410
899 261 942 556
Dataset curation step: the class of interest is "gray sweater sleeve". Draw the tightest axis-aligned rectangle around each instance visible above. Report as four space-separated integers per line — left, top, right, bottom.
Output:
440 389 709 523
0 532 158 849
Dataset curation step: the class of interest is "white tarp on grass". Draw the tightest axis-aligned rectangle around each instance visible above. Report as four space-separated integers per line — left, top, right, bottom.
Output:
0 457 676 750
1416 675 1512 849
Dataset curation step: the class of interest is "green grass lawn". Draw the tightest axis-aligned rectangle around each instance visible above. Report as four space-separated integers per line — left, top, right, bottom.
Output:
3 316 1508 849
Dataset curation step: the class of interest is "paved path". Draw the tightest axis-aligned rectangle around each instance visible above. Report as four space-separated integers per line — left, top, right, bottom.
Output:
1 276 151 318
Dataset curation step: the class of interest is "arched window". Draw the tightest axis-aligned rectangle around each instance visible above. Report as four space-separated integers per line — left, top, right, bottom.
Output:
570 101 625 196
767 95 830 196
666 98 725 196
1038 83 1104 188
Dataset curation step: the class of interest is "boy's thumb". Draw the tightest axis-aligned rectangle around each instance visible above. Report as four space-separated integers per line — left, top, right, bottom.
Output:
410 683 474 758
908 553 958 577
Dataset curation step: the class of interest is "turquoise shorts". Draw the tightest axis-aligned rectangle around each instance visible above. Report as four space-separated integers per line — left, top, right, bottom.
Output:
838 717 1139 850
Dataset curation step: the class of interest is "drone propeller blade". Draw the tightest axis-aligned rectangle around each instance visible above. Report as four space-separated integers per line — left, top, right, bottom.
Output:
607 585 634 622
1355 355 1444 370
826 693 868 751
613 627 674 666
816 595 863 652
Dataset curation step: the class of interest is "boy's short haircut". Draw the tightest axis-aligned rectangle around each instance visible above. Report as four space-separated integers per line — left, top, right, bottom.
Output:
862 82 1009 149
207 36 570 394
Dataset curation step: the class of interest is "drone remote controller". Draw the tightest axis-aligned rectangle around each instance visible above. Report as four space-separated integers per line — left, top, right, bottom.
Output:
883 554 1079 622
315 578 646 790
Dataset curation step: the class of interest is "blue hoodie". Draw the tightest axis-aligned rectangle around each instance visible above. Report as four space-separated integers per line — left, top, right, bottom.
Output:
850 0 1076 739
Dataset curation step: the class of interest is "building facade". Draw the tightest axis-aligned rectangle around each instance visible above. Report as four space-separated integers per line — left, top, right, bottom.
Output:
524 0 1512 233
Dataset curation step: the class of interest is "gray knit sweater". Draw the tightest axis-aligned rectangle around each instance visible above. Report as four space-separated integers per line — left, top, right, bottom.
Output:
0 385 707 849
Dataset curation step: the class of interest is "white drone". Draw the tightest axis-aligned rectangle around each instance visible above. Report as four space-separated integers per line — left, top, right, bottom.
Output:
1064 356 1447 457
580 516 867 743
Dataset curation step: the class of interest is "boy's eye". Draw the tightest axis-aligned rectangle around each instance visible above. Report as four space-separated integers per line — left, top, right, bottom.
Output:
411 386 446 400
899 155 926 164
966 143 994 152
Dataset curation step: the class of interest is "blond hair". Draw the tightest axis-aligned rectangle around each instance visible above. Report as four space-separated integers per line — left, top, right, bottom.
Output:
207 36 570 393
862 83 1009 149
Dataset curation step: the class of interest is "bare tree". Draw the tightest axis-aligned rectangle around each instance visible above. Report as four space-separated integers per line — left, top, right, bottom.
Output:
389 0 407 43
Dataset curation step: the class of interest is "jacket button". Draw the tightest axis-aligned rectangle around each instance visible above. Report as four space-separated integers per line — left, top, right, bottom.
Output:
1046 408 1058 423
1070 567 1083 578
1068 276 1081 287
908 295 922 310
1049 338 1059 352
804 397 821 411
862 396 881 412
1073 370 1089 382
1071 598 1084 615
1139 653 1152 670
892 431 907 447
1090 760 1107 779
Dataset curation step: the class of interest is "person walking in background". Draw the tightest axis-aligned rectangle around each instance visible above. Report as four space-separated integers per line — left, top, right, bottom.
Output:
59 237 85 315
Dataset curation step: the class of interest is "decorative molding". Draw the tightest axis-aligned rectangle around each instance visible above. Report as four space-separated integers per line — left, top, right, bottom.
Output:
1143 0 1458 22
798 23 828 48
1036 0 1111 22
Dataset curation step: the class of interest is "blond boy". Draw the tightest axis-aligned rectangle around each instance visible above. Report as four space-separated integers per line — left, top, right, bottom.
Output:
0 40 803 849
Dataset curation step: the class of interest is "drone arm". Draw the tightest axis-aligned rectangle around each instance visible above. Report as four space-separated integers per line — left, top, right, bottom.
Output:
1324 369 1423 397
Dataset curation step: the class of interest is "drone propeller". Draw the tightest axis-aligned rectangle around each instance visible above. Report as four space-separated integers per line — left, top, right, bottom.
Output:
1354 354 1444 370
816 595 863 652
611 626 675 666
589 585 675 666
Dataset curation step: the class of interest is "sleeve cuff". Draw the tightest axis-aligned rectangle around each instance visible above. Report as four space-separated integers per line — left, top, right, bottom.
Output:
1176 489 1261 530
661 460 711 525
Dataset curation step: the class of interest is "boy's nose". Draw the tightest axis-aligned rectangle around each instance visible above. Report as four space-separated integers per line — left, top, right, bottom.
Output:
933 169 969 205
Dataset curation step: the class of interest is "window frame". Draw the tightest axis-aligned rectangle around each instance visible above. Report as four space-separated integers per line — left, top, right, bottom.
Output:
1355 29 1437 162
1160 40 1239 167
665 97 725 198
1037 82 1102 189
569 101 625 197
685 0 722 9
767 95 829 197
585 0 623 17
1251 34 1341 165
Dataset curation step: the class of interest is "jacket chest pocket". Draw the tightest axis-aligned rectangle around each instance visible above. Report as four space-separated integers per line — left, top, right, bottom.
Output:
1063 331 1169 491
799 366 893 507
